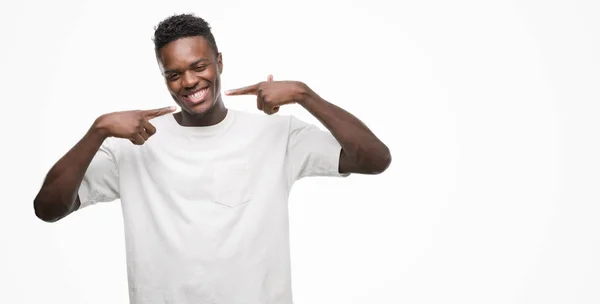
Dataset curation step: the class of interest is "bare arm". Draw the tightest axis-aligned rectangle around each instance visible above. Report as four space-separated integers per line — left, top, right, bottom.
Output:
225 80 391 175
296 85 391 174
33 124 108 222
33 106 176 222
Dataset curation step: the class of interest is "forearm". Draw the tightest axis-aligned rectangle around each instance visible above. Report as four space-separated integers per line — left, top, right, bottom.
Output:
296 84 391 173
34 122 108 222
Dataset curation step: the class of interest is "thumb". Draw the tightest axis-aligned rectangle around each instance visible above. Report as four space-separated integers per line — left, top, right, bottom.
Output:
266 75 280 113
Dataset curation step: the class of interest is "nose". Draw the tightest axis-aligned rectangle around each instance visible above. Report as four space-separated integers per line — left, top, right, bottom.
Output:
181 71 199 90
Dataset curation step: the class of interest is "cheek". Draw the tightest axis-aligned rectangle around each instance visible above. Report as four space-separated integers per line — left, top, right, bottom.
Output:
166 81 180 94
212 72 220 89
207 66 219 84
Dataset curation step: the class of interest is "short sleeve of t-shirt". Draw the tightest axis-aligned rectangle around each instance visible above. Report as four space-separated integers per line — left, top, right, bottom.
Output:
78 137 120 209
285 115 350 182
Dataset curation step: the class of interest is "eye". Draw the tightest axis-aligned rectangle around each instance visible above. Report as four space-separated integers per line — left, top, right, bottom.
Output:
195 65 208 72
167 74 180 81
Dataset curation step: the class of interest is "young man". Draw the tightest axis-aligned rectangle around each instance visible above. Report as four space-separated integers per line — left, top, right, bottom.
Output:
34 13 391 304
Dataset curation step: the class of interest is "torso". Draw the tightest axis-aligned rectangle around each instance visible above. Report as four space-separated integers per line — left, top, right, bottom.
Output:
112 110 296 304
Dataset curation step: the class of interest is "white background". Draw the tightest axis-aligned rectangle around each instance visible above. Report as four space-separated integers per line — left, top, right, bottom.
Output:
1 0 599 303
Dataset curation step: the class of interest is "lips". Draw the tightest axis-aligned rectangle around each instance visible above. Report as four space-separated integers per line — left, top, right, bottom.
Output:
181 86 209 104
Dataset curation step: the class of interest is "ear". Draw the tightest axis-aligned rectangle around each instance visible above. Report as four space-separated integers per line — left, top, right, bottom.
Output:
217 52 223 75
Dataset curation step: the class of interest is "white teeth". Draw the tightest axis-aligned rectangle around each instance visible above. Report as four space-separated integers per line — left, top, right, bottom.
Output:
187 88 207 101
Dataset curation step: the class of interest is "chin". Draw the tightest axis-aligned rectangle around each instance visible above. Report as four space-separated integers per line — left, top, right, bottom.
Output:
184 100 216 117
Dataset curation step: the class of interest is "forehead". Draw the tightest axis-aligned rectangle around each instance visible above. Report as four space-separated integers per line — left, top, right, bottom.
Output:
158 36 215 68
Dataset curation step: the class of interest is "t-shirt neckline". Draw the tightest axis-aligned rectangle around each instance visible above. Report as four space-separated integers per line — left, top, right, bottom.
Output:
165 109 235 137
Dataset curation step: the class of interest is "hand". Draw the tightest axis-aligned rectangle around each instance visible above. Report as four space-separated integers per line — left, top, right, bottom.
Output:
225 75 308 115
94 106 177 145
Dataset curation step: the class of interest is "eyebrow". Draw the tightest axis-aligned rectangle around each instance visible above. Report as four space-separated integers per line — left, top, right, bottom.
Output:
163 58 210 75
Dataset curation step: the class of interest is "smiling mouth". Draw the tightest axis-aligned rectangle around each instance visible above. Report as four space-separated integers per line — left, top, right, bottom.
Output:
182 87 209 104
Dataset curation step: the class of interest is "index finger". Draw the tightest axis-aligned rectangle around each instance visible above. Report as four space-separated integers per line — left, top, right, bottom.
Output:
143 106 177 118
224 83 260 96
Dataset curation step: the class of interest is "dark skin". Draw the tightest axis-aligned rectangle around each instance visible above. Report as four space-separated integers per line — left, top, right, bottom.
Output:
157 37 391 173
33 35 390 223
225 79 391 174
157 36 227 127
33 107 176 222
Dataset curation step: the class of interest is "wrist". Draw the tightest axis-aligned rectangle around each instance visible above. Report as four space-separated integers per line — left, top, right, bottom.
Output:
294 82 318 107
91 115 111 139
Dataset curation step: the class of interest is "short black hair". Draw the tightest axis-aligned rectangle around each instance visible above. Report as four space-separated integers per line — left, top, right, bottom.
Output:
153 13 219 56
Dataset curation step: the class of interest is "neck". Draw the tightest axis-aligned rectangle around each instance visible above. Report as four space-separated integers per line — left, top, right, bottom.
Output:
176 98 228 127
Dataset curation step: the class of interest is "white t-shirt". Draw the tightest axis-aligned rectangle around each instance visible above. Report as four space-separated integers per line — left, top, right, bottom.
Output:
78 109 348 304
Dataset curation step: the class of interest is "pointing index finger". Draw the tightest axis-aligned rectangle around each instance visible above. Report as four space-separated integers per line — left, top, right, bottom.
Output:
225 83 260 96
144 106 177 119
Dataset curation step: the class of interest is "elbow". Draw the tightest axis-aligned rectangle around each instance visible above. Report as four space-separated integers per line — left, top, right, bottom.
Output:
33 196 70 223
34 199 57 223
357 145 392 175
371 146 392 174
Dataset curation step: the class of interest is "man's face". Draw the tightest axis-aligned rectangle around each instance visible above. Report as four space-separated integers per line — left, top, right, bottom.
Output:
158 36 223 116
